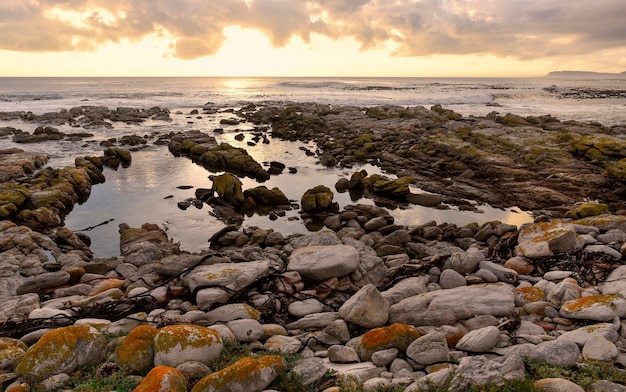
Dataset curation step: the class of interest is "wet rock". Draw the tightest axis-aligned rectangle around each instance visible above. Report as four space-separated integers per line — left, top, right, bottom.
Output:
301 185 336 213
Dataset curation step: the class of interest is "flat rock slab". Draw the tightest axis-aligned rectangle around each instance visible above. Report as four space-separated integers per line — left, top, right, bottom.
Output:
388 284 515 326
288 245 359 281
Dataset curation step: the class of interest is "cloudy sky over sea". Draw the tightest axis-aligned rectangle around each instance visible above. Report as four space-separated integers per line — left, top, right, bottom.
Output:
1 0 625 77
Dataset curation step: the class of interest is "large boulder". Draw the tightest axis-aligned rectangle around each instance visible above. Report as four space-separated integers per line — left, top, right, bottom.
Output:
115 325 158 375
515 220 581 259
301 185 335 213
388 284 516 326
153 325 223 368
211 172 244 206
14 326 106 383
338 284 389 328
191 355 286 392
288 245 359 281
132 366 188 392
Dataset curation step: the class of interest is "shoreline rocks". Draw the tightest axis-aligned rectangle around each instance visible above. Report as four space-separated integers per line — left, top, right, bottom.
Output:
2 102 626 390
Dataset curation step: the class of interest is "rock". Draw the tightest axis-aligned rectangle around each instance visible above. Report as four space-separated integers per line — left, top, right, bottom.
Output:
516 221 580 258
288 299 325 317
587 380 626 392
153 325 223 368
15 325 106 384
291 357 327 385
565 202 610 219
288 245 359 281
15 270 70 295
534 378 584 392
370 348 398 367
226 319 264 343
133 366 188 392
286 312 341 330
243 186 289 206
528 339 581 366
439 269 466 289
381 276 429 306
478 259 518 283
557 323 619 346
454 326 501 353
338 284 389 328
406 331 449 366
449 354 525 390
582 335 618 362
114 325 158 375
388 284 515 326
351 323 421 361
560 294 626 322
211 172 244 206
263 335 302 354
191 355 286 392
184 260 271 309
327 345 360 363
301 185 336 213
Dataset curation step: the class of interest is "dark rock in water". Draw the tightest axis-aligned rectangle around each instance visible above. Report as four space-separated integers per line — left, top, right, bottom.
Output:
13 126 65 143
119 135 147 146
177 185 194 190
267 161 285 175
195 188 214 202
406 192 443 207
319 155 337 167
335 178 350 192
211 173 244 207
234 133 245 141
102 148 132 169
210 205 244 225
301 185 337 213
370 175 414 198
243 186 289 207
220 118 240 125
288 167 298 174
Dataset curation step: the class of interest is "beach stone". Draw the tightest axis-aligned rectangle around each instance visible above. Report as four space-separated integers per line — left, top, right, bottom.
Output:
291 357 327 385
381 276 429 306
338 284 388 328
534 378 584 392
226 319 264 342
560 294 626 321
405 368 454 392
587 380 626 392
516 221 580 258
479 259 518 283
454 326 501 353
327 345 360 363
582 335 618 362
406 331 449 366
153 324 223 368
204 303 260 324
601 265 626 294
597 229 626 244
547 279 581 307
184 259 271 309
449 354 525 390
351 323 421 361
472 268 498 283
15 270 70 295
114 325 158 375
363 378 391 391
133 366 187 392
544 271 574 281
504 257 534 275
288 298 325 317
264 335 302 354
326 361 385 384
286 312 341 330
557 323 619 346
191 355 286 392
14 325 106 384
388 284 515 326
370 348 398 367
311 319 351 347
0 338 27 370
439 268 466 289
528 339 581 366
441 249 482 274
301 185 335 213
288 245 359 281
585 244 623 260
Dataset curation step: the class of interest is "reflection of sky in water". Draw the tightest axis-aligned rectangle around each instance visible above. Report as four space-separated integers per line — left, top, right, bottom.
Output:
65 133 533 257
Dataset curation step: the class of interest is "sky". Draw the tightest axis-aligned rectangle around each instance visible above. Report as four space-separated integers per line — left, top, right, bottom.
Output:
1 0 625 77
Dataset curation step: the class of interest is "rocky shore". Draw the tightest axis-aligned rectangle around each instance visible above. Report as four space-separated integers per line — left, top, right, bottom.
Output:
1 102 626 391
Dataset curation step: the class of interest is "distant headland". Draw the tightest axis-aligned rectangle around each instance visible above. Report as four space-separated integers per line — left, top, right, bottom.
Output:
546 70 626 79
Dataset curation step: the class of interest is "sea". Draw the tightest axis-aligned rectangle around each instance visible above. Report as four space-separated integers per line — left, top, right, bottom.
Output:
1 76 625 257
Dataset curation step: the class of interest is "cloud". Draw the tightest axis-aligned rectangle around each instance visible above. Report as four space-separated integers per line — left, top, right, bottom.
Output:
0 0 625 63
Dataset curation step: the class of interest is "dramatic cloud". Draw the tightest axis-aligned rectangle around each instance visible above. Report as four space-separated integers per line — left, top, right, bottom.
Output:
1 0 625 61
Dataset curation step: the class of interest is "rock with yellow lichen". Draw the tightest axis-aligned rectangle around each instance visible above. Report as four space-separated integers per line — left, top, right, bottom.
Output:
560 294 626 322
115 325 159 375
0 338 28 371
132 365 188 392
515 220 583 258
14 325 106 384
153 324 223 368
191 355 286 392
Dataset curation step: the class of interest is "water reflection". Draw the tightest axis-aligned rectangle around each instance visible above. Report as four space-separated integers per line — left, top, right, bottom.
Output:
65 140 533 257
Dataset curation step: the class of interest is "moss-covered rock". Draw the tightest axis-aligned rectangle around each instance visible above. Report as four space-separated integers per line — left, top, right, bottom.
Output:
191 355 286 392
211 173 244 206
115 325 159 375
301 185 335 213
371 176 415 198
14 325 106 384
133 365 188 392
565 202 610 219
243 186 289 207
605 158 626 180
153 324 223 368
573 134 626 160
0 184 29 218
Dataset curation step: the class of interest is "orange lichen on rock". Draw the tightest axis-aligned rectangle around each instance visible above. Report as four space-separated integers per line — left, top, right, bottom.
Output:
153 324 223 367
515 286 545 303
115 325 158 375
132 365 187 392
14 325 106 384
561 294 617 312
361 323 421 350
191 355 286 392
